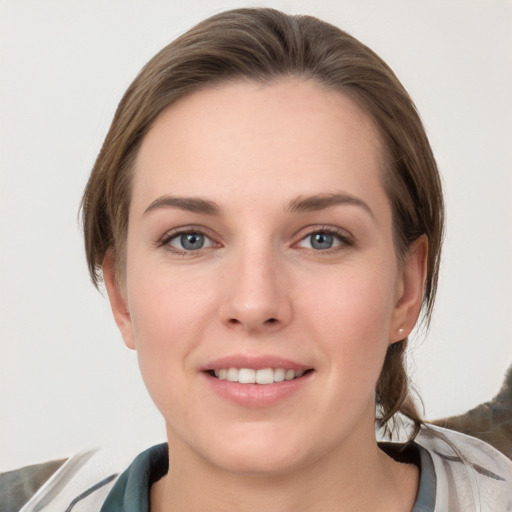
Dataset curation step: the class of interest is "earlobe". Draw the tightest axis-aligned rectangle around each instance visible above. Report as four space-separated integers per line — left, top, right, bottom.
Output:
390 235 428 343
102 251 136 350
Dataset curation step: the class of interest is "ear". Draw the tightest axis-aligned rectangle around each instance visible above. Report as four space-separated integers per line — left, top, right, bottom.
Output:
389 235 428 343
102 250 136 350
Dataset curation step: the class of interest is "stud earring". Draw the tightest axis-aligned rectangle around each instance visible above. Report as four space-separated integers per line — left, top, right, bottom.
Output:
397 327 405 335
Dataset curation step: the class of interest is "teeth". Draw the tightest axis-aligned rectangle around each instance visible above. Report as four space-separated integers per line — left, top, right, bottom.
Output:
255 368 273 384
214 367 306 384
273 368 285 382
238 368 256 384
227 368 238 382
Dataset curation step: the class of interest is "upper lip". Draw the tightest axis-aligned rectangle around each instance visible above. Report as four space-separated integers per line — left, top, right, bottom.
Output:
201 355 312 372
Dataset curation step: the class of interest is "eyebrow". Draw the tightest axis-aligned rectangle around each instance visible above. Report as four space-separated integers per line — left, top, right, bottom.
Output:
143 192 373 218
287 192 374 218
143 196 220 216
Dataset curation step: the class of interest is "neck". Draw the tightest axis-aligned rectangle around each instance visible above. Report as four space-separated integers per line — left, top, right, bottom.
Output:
150 427 419 512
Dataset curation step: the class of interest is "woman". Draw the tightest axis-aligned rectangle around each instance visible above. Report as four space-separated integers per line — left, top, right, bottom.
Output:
11 8 512 511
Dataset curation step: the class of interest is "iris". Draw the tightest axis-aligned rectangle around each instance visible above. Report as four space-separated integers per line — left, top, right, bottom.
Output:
180 233 205 250
310 232 334 250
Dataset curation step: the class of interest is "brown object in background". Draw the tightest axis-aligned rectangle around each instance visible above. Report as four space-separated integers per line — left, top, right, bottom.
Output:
432 365 512 460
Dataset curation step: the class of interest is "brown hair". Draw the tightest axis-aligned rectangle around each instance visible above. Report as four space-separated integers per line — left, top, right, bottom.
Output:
81 8 444 436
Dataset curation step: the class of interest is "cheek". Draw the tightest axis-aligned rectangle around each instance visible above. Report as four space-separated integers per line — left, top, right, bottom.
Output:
127 258 218 341
300 262 397 380
125 268 217 402
305 262 396 335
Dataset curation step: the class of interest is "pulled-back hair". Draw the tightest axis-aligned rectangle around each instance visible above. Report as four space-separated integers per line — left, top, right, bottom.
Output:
81 8 444 436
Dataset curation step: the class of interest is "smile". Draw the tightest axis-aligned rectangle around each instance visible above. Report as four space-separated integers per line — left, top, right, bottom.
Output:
203 359 314 407
211 367 307 384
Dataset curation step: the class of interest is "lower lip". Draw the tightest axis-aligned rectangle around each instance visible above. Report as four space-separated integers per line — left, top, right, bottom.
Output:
203 372 313 408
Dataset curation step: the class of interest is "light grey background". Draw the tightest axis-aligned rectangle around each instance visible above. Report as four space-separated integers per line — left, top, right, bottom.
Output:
1 0 511 471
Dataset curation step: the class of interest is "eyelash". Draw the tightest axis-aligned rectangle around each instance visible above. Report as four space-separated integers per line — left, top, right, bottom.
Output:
158 227 218 255
295 226 354 254
157 226 354 255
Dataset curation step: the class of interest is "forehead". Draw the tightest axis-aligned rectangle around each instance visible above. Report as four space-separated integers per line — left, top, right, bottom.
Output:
132 79 386 213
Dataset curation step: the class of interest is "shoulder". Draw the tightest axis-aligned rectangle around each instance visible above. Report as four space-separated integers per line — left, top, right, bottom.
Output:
3 444 149 512
0 459 66 512
416 424 512 511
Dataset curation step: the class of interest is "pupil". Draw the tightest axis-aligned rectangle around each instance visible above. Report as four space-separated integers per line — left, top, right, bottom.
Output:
181 233 204 250
311 232 333 250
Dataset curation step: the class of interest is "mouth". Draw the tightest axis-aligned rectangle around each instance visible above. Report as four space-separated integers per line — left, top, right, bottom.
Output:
202 358 314 406
205 367 314 384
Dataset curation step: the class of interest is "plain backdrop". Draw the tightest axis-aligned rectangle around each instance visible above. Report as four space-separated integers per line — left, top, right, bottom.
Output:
1 0 511 471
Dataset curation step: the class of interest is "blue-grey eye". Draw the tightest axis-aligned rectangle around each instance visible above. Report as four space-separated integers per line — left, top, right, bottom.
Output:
180 233 205 250
297 230 346 251
163 230 214 252
310 232 334 250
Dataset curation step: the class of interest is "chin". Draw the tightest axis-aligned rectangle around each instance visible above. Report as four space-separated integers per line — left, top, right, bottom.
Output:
210 446 307 477
193 425 322 477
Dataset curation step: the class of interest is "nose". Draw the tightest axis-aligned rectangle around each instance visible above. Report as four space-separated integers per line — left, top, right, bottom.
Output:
220 245 292 333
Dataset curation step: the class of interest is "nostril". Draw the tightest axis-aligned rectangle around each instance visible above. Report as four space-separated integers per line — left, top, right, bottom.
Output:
224 316 280 328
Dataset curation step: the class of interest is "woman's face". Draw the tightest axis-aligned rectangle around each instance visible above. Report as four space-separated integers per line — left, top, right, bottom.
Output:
105 79 424 475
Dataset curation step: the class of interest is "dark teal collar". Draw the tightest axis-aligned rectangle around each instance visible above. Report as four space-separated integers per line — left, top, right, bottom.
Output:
100 441 435 511
100 443 167 512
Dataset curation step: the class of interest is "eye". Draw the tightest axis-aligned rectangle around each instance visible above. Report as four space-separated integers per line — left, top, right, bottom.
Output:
163 230 214 252
297 229 352 251
308 232 336 250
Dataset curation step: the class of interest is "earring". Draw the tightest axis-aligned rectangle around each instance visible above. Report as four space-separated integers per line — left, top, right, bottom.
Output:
397 327 405 335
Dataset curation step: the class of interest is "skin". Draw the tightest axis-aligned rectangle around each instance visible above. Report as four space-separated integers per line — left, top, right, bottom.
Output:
104 79 427 511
